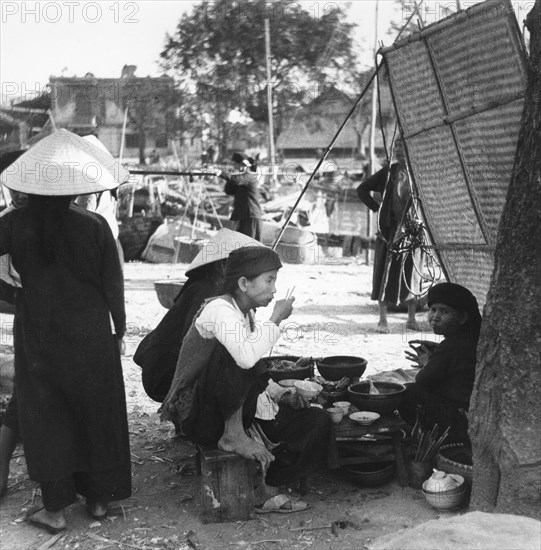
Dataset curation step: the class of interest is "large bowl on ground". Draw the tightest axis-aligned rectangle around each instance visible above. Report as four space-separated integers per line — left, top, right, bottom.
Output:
343 461 395 487
316 356 367 381
347 381 406 415
422 486 467 511
260 355 311 382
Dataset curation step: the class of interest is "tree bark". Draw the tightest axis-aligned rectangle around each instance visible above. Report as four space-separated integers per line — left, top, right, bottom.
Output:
469 0 541 519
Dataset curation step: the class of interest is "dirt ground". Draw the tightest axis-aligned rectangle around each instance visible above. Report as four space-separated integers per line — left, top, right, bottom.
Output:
0 256 461 550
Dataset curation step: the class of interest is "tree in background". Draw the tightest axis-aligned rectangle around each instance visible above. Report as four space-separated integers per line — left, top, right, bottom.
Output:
160 0 360 158
469 0 540 519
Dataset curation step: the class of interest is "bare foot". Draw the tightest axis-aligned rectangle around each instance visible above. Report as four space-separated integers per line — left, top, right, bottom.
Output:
218 433 275 464
406 321 420 331
377 322 390 334
25 507 67 533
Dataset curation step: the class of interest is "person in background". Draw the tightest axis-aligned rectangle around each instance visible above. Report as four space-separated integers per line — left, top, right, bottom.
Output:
218 153 263 241
0 150 26 499
357 138 422 333
0 130 131 533
74 135 124 266
161 246 333 514
399 282 482 444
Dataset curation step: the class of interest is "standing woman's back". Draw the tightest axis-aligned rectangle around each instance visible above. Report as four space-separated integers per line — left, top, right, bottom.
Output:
0 129 131 530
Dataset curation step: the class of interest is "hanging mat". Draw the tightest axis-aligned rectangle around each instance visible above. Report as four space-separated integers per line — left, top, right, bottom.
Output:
381 0 528 307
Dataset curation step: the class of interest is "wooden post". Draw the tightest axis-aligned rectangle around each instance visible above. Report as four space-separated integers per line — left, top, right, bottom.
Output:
198 447 254 523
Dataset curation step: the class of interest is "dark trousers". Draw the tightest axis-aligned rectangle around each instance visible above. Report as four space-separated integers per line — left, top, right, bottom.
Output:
41 464 132 511
234 218 262 242
258 406 334 487
399 383 469 444
182 344 269 446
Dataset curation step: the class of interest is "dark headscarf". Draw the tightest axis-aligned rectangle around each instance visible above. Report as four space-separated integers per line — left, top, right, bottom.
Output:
223 246 282 290
231 152 257 172
428 282 482 340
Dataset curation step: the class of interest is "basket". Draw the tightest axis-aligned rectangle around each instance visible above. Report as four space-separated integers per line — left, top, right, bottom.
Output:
260 356 312 382
154 279 187 309
436 443 473 484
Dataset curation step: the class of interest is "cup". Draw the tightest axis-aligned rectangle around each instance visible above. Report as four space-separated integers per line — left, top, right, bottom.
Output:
327 406 344 424
333 401 351 415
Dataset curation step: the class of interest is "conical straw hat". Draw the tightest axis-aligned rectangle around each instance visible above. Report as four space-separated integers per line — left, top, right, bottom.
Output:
0 129 129 195
185 228 263 276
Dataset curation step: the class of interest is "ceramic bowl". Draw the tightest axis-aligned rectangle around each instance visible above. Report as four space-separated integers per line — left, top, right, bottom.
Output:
423 473 464 493
422 487 466 511
294 380 323 400
347 381 406 415
317 356 368 381
349 411 381 425
278 379 299 391
327 406 344 424
333 401 351 415
343 461 395 487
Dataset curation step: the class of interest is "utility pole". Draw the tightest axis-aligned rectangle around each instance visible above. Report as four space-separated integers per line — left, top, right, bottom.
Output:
366 0 380 264
264 16 277 191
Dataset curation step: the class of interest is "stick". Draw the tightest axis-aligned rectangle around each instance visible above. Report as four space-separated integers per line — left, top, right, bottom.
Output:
86 533 146 550
290 525 332 531
285 286 296 299
37 533 65 550
230 541 287 546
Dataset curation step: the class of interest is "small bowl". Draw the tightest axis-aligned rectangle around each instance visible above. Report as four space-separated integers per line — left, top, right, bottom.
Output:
294 380 323 400
349 411 381 425
278 379 298 391
422 487 466 511
327 406 344 424
333 401 351 415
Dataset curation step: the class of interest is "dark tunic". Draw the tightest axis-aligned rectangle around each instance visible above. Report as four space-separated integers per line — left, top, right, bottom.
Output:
134 277 217 402
224 172 263 240
399 330 477 443
0 206 131 494
357 163 422 304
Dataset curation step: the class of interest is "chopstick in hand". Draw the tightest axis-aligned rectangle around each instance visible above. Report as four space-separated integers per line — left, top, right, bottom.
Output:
285 286 296 300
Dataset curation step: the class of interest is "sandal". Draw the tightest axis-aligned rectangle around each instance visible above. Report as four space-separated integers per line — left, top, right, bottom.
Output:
24 505 67 535
255 494 311 515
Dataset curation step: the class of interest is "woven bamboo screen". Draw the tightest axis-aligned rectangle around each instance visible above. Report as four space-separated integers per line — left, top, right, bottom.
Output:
381 0 527 307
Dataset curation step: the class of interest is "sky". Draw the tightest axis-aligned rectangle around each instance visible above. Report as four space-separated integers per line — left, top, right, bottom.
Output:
0 0 532 105
0 0 404 104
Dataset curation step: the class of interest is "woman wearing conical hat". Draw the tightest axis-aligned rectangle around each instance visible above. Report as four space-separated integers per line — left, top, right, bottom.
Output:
0 130 131 532
134 228 261 405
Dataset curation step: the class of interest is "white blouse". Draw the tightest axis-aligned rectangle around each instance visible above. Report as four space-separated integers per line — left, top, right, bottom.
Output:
194 296 289 420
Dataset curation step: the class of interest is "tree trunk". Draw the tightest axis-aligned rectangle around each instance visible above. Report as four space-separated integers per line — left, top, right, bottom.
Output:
469 0 541 519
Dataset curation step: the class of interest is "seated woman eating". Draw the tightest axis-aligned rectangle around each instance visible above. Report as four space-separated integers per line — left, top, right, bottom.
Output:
160 245 333 513
398 282 482 443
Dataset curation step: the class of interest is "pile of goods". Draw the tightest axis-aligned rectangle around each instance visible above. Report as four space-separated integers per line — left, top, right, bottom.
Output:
310 376 350 402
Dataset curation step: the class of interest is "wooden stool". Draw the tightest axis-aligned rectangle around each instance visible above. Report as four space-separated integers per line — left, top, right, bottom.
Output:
196 446 255 523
